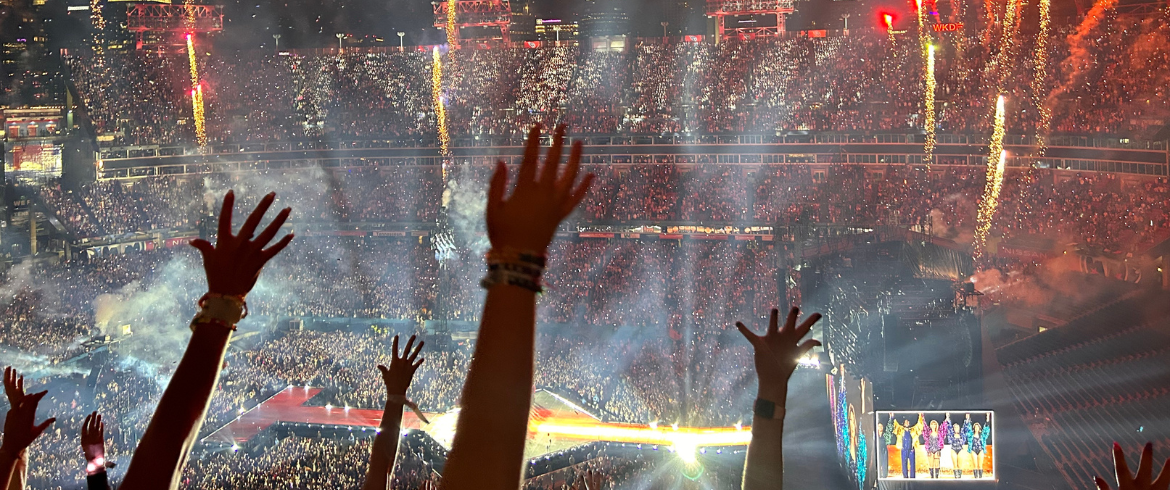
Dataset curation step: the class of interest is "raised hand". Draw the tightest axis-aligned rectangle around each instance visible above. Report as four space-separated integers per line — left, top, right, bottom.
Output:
82 411 107 474
486 124 594 252
189 191 293 297
377 335 424 396
1096 443 1170 490
3 367 24 406
736 307 822 402
571 470 604 490
0 390 54 453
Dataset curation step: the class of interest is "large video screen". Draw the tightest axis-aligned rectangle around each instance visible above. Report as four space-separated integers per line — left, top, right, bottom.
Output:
827 365 876 490
875 411 995 481
4 143 63 183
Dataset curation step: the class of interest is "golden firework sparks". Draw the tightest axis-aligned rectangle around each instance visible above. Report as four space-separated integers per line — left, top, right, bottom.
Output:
432 47 450 177
974 96 1007 261
924 44 937 169
446 0 458 47
1032 0 1052 155
187 34 207 149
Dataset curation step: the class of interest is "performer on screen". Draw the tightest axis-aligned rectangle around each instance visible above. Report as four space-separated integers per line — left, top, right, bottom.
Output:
891 412 923 478
970 414 991 478
924 415 947 478
877 422 893 478
946 413 973 479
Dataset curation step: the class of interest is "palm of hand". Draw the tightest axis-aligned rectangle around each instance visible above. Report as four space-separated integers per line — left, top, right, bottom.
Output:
487 124 594 252
736 308 822 399
190 191 293 297
82 411 105 463
379 335 424 397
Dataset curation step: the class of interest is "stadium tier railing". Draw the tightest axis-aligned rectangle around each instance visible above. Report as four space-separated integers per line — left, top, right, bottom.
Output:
97 132 1168 161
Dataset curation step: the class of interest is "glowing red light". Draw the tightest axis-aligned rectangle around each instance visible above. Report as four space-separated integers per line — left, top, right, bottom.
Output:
883 13 895 29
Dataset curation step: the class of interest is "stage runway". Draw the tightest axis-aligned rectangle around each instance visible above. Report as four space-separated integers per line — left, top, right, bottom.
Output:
204 386 753 459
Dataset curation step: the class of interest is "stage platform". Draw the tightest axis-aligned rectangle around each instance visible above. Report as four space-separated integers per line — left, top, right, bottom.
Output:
204 386 752 459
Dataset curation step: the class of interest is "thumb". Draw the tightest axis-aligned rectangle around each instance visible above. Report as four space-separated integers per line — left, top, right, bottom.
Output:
190 239 214 256
377 365 389 375
33 417 56 437
736 322 760 345
797 339 822 358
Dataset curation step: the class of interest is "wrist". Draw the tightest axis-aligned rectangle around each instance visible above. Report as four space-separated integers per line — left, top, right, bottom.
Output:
757 385 788 405
0 447 19 462
85 456 107 476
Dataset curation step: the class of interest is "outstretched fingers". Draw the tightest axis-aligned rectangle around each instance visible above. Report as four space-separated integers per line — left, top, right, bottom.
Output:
1138 443 1155 484
1114 443 1133 487
260 234 295 262
736 322 759 345
238 192 276 240
794 313 823 340
540 125 567 187
517 124 543 184
408 340 424 363
487 161 507 224
401 335 417 361
253 207 292 249
217 190 235 238
1154 457 1170 489
797 339 822 358
556 141 583 197
1094 476 1110 490
561 171 595 219
391 335 401 359
771 308 786 335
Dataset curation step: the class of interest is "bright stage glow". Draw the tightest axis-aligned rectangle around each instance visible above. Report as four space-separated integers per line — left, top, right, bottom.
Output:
531 420 753 447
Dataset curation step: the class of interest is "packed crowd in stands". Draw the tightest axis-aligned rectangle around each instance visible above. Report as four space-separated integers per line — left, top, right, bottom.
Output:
32 162 1170 262
62 11 1169 148
0 11 1165 490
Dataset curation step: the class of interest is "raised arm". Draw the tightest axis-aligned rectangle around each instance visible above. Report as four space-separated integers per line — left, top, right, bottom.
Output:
2 368 29 490
362 334 425 490
119 191 292 490
736 307 822 490
441 124 593 490
0 391 54 489
82 412 112 490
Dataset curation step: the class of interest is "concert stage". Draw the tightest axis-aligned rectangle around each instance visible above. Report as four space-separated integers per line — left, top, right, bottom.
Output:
204 386 753 459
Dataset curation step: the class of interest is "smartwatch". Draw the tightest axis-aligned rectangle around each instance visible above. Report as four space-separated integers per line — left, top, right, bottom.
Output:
754 398 784 420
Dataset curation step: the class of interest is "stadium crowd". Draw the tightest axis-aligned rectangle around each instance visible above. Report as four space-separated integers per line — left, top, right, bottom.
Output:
61 11 1169 147
0 8 1165 490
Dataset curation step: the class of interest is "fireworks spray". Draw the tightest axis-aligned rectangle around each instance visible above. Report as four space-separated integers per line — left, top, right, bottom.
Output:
446 0 458 48
924 44 937 168
432 47 450 173
186 34 208 149
1044 0 1118 143
1032 0 1052 154
974 96 1007 261
884 14 896 49
991 0 1023 93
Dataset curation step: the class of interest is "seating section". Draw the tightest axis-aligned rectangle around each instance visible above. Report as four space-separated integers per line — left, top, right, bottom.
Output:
997 291 1170 490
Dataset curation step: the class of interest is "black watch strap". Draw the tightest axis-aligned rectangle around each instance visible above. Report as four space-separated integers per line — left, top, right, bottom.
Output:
754 398 780 419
